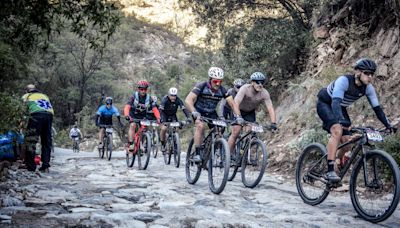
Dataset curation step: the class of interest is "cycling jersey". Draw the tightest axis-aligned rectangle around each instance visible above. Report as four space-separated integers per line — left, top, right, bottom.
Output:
326 75 379 107
192 81 230 114
22 90 54 115
159 95 190 122
97 105 120 125
219 87 238 119
234 84 272 112
69 128 81 138
125 92 158 118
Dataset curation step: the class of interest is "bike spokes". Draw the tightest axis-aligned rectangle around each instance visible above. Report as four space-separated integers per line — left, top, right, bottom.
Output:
241 139 267 188
350 151 400 222
208 138 229 194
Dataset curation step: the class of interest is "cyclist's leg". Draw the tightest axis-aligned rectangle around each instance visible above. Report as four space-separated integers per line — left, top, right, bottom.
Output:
98 128 105 147
192 116 205 162
317 98 342 182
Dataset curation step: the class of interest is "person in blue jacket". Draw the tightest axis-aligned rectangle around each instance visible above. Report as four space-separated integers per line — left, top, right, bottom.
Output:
95 97 122 148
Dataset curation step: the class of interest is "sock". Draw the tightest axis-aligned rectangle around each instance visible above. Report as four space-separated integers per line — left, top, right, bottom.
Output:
328 160 335 172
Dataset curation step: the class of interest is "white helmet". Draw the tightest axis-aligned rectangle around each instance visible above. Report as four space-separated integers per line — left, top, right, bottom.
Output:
168 87 178 96
208 67 224 79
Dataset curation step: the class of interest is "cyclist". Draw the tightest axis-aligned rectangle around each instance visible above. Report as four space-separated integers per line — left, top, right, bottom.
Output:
69 125 82 145
185 67 243 162
219 78 246 120
95 97 123 148
316 58 394 183
227 72 277 158
159 87 191 154
124 80 160 151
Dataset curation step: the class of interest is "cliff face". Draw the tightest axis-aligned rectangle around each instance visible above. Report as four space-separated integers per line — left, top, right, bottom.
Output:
267 2 400 172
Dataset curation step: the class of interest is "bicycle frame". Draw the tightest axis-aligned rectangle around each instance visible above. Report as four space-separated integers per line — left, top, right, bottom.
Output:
198 117 225 169
129 119 149 154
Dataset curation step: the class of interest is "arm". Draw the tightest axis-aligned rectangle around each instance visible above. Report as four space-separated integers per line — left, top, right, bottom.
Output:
218 99 226 117
264 99 277 124
178 97 190 118
185 92 198 113
365 85 391 128
226 96 241 116
152 106 161 121
331 76 349 125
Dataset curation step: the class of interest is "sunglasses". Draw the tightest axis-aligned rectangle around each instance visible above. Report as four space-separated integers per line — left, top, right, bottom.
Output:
106 103 112 105
362 71 374 76
138 88 148 91
253 80 265 85
211 79 223 84
169 95 177 97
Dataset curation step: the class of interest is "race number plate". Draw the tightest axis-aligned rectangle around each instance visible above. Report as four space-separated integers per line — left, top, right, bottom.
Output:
212 120 227 127
170 122 180 127
366 130 383 142
105 128 113 134
140 120 151 126
251 125 263 133
151 122 159 127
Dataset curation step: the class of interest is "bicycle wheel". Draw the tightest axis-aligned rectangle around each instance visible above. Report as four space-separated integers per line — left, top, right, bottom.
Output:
126 145 135 167
228 140 241 181
185 138 201 184
164 135 172 165
295 143 329 205
98 140 105 159
152 130 159 158
138 132 151 170
208 138 230 194
106 134 112 161
350 149 400 223
241 138 268 188
173 133 181 168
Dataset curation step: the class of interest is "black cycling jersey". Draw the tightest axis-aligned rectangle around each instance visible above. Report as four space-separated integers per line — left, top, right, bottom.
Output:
159 95 190 122
192 81 230 114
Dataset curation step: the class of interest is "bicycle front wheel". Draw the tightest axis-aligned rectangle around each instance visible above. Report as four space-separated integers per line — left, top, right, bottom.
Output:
173 133 181 168
350 149 400 223
185 139 201 184
138 132 151 170
126 145 135 168
208 138 230 194
164 135 172 165
106 134 112 161
152 130 159 158
98 143 105 159
241 138 268 188
295 143 329 205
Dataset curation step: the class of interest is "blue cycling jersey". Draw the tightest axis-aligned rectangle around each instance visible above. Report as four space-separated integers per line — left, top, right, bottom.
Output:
97 105 120 117
327 75 380 107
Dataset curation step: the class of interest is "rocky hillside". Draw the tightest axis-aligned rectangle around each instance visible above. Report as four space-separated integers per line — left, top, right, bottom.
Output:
267 3 400 172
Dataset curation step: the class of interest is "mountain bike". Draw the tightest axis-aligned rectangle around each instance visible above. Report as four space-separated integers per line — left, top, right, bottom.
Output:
185 117 230 194
150 121 160 158
72 137 80 153
125 119 151 170
295 126 400 223
98 125 113 161
228 121 270 188
162 121 185 168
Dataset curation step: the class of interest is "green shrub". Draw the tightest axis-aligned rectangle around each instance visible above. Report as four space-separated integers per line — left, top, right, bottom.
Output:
297 128 329 150
0 92 25 134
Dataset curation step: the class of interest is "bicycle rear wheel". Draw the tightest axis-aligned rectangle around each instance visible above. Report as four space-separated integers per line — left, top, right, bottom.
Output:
241 138 268 188
185 139 201 184
208 138 230 194
106 134 112 161
295 143 329 205
138 132 151 170
173 133 181 168
350 149 400 223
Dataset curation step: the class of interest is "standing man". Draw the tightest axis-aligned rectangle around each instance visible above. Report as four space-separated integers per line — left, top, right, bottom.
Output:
22 84 54 172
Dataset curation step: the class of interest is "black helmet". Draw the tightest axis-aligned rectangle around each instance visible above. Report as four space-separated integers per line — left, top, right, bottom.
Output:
354 58 377 73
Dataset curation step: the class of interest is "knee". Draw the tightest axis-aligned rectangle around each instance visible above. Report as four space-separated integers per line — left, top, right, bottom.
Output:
330 124 343 140
195 121 204 131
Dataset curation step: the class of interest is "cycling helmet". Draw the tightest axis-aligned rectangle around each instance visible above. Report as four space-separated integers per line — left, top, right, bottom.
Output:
208 67 224 79
250 72 266 81
354 58 377 73
137 80 150 88
169 87 178 96
105 97 113 105
233 78 245 88
151 95 158 102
